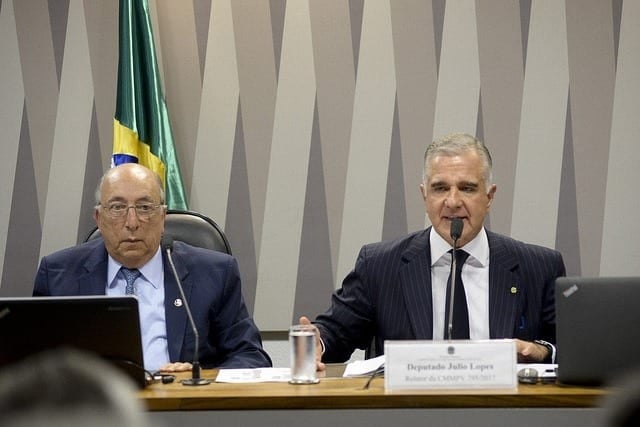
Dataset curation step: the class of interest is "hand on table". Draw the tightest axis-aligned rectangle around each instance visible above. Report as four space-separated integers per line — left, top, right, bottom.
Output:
299 316 326 372
515 339 550 363
158 362 193 373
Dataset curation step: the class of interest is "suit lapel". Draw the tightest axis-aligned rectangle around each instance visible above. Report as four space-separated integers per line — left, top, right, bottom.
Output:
398 230 434 339
162 246 191 362
81 243 109 295
487 232 520 338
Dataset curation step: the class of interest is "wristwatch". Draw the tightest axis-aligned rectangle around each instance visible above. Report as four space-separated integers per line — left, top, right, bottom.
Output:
534 339 555 363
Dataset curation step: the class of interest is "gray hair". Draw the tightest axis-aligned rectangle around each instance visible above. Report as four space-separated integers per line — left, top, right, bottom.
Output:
94 165 166 207
0 349 150 427
422 132 493 188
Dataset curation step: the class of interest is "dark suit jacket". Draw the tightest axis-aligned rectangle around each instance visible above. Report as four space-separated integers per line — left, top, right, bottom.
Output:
315 228 566 362
33 238 271 369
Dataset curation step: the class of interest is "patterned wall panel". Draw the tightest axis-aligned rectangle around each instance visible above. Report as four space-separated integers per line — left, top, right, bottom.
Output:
1 0 639 331
0 0 24 290
601 0 640 274
511 1 568 248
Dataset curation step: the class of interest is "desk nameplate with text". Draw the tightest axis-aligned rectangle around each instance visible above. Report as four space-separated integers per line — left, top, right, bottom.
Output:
384 340 517 391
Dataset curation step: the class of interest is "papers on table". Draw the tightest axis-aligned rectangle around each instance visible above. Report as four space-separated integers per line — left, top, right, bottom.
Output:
215 368 291 383
342 355 385 377
213 360 555 383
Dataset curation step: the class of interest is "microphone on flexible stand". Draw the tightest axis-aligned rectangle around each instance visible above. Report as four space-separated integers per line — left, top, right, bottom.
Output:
446 218 464 341
161 235 210 386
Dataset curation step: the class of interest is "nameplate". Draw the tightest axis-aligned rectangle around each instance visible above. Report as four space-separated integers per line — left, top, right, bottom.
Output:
384 340 517 391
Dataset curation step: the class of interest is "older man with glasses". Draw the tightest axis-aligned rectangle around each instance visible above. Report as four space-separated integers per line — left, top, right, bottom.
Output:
33 163 271 373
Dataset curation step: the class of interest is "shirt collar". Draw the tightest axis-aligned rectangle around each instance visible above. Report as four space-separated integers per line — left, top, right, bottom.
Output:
107 247 163 289
430 226 490 267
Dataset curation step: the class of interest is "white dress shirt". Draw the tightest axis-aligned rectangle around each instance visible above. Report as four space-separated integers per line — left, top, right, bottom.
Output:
430 227 491 340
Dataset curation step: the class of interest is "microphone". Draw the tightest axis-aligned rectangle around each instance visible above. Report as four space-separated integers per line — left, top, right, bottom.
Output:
450 217 463 241
161 235 210 386
446 218 464 340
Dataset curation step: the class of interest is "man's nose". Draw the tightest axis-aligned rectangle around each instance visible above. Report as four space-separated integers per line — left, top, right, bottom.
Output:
445 189 462 208
124 206 140 228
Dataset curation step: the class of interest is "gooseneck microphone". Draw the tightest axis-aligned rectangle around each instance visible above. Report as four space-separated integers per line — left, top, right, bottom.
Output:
161 235 211 386
446 218 464 341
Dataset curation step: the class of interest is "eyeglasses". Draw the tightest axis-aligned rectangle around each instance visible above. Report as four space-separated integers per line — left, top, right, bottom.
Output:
100 203 165 220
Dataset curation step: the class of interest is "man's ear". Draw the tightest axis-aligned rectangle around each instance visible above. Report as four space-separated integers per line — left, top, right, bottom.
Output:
419 183 427 201
486 184 497 207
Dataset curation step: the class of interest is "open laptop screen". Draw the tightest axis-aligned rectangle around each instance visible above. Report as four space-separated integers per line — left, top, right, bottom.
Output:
555 276 640 385
0 296 147 388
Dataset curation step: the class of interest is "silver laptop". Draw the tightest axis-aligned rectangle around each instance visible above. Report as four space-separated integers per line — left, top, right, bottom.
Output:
555 276 640 385
0 296 148 388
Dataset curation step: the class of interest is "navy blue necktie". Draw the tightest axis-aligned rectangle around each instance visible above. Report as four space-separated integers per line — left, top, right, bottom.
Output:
121 267 141 295
444 250 470 339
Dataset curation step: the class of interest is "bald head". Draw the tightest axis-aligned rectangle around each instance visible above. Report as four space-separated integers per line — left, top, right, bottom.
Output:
95 164 165 206
93 163 167 268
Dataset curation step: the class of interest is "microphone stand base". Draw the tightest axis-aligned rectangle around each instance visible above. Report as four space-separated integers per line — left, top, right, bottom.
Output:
181 378 211 386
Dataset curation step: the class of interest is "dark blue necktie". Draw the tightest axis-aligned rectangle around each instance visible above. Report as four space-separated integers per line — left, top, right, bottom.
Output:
121 267 141 295
444 250 470 339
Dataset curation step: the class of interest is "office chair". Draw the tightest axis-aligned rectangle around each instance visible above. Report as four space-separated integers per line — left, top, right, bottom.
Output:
85 209 232 255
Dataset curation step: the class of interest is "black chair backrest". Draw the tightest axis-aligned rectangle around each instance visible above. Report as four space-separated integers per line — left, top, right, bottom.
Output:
85 209 232 255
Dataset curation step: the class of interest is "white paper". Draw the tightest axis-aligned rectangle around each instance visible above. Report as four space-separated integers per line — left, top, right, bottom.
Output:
343 355 385 377
215 368 291 383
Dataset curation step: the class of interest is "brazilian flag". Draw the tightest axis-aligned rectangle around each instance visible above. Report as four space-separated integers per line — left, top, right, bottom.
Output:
113 0 188 209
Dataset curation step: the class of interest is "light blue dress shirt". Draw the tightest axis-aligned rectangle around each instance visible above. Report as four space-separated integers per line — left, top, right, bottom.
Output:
106 248 170 372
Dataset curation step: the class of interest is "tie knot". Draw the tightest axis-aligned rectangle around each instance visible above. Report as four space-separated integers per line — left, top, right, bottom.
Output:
121 268 141 295
450 249 470 266
121 267 141 281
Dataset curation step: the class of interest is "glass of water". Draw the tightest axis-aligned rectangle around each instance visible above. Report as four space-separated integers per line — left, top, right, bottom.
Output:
289 324 319 384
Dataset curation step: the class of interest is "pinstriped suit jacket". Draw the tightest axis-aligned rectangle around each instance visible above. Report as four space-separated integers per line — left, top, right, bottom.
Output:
315 228 566 363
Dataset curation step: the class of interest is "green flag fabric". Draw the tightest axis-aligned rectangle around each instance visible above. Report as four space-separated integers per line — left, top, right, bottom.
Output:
113 0 188 209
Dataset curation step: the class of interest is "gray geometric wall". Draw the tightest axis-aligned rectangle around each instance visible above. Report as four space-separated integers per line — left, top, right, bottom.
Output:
1 0 639 331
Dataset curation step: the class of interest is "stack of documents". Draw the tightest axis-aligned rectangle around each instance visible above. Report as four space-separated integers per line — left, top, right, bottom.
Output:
342 355 385 377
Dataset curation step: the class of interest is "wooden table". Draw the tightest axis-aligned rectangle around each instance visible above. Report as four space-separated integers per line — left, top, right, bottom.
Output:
139 366 610 427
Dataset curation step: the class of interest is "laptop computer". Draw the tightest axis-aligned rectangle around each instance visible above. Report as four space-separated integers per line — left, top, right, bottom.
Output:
555 276 640 385
0 296 148 388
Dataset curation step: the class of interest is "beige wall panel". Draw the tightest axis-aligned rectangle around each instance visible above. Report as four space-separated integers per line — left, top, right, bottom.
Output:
84 1 119 167
390 0 438 232
565 0 615 277
511 0 568 248
232 1 278 258
309 0 355 273
432 0 480 142
601 0 640 275
0 0 24 282
254 1 316 329
475 0 524 235
39 0 94 258
191 0 238 225
14 1 59 223
336 1 396 288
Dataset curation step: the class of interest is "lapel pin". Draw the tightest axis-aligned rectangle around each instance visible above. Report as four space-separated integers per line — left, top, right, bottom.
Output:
510 286 517 294
174 298 183 307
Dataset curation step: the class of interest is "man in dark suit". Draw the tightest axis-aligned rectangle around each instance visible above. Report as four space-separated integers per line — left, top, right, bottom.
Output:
34 163 271 372
302 133 565 369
